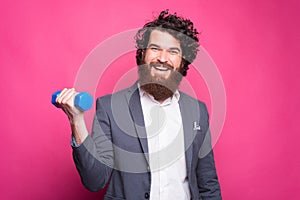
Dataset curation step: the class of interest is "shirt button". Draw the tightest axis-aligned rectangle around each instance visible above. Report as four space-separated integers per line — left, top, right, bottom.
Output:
144 192 149 199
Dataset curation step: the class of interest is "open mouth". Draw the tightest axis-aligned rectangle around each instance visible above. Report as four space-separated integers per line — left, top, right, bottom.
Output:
151 63 173 71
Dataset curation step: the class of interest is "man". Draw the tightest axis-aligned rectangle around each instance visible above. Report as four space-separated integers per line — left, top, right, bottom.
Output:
56 10 222 200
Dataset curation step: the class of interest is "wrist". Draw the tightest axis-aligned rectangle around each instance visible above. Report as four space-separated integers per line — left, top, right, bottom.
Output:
69 114 88 145
69 113 84 125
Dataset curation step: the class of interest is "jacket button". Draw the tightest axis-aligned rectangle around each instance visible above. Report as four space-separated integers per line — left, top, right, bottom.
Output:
144 192 149 199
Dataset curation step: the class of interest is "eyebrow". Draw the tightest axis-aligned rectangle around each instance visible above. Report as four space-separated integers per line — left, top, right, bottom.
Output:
147 43 181 52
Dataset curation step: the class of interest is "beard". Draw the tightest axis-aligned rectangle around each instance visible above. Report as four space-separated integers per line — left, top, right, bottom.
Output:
138 62 183 102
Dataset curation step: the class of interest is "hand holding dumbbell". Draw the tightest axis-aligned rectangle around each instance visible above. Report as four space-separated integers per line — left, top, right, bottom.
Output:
52 88 91 145
51 88 93 111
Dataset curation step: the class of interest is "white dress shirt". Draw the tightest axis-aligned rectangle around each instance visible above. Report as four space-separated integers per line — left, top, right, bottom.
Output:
139 87 191 200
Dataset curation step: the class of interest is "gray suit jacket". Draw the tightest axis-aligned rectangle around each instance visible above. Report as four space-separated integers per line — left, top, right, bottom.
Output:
72 83 221 200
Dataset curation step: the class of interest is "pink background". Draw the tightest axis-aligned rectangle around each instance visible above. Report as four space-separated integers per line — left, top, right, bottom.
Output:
1 0 300 199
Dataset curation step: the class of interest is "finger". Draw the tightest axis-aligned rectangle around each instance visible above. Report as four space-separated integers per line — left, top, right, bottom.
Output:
60 88 76 105
56 88 74 104
56 88 68 104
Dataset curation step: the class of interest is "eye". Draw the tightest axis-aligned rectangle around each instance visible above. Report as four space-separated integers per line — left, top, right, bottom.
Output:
169 49 180 55
150 47 159 52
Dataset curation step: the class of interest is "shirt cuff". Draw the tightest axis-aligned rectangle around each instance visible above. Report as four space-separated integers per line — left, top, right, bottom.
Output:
70 134 80 147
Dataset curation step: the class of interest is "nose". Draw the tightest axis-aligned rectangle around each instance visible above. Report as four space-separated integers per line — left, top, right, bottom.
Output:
157 49 168 63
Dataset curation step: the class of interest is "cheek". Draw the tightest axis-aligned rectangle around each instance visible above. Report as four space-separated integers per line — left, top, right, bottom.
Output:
144 52 154 64
172 57 183 69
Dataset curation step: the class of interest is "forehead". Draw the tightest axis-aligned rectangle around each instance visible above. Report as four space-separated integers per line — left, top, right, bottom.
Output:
148 30 181 49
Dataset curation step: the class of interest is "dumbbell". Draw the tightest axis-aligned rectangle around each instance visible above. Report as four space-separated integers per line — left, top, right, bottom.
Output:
51 90 93 111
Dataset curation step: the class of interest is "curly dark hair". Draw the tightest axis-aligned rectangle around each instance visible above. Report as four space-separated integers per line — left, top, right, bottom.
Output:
135 9 199 76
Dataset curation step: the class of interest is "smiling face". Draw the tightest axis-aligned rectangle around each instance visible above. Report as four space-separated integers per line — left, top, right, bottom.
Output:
144 30 183 80
138 30 184 102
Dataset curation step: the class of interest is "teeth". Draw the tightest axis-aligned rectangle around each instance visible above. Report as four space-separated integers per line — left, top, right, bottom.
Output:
153 65 170 71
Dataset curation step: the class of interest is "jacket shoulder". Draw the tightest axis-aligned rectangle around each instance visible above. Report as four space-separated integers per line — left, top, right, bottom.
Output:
179 91 208 110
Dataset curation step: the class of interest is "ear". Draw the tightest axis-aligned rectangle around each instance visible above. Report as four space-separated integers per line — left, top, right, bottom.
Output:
141 49 146 59
180 57 186 69
181 55 186 64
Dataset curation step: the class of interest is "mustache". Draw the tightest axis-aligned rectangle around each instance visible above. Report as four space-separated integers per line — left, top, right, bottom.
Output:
150 62 174 71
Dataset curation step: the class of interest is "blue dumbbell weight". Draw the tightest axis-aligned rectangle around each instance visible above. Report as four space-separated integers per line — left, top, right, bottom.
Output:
51 90 93 111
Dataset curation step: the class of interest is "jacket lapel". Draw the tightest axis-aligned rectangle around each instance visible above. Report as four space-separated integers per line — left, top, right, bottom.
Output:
178 94 198 176
125 83 150 164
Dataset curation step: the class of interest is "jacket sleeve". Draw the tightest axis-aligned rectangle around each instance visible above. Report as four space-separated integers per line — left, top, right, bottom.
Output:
72 97 114 192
